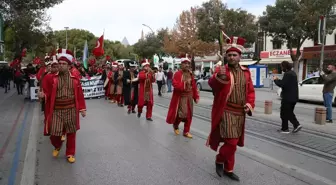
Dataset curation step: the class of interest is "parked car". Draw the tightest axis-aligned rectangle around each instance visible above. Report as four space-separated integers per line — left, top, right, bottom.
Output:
276 76 336 104
196 75 212 91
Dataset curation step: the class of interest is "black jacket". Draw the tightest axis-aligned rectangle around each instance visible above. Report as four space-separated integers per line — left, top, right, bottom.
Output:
274 70 298 103
122 70 138 105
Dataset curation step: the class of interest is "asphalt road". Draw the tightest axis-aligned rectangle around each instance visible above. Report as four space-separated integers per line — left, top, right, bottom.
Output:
1 85 336 185
32 98 332 185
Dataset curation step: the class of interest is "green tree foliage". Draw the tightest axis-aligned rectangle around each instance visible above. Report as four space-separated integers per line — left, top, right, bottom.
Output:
49 29 134 61
3 26 134 63
259 0 336 74
133 33 163 59
0 0 64 59
196 0 258 49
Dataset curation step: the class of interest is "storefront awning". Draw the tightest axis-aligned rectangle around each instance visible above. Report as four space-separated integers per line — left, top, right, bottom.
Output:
259 58 292 64
239 60 258 66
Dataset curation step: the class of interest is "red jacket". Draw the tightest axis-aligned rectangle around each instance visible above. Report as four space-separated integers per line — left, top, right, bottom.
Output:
206 64 255 151
138 70 155 107
42 71 86 136
166 70 199 124
70 67 82 80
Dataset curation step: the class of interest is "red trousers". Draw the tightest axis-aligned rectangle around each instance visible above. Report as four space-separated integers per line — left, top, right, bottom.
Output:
216 138 239 172
109 94 115 101
116 94 124 104
128 105 136 111
173 117 191 134
138 102 153 118
50 133 76 156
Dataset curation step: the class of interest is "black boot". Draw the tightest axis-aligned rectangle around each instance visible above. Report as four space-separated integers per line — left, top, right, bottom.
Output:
146 118 153 121
137 113 141 118
224 171 240 181
215 163 224 177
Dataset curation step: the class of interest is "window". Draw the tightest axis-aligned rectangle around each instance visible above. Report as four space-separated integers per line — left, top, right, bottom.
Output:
272 40 282 49
302 77 319 84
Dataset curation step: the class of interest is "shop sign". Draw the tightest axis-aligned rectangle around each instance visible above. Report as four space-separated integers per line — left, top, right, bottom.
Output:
260 49 298 59
269 49 292 58
241 52 254 60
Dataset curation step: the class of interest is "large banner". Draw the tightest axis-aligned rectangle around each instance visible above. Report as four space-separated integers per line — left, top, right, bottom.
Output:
29 75 105 100
80 75 105 98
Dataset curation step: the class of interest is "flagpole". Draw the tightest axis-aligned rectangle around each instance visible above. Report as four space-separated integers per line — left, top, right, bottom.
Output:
102 29 105 53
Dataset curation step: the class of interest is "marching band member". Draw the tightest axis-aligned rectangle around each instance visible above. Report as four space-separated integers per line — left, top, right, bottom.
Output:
123 61 139 114
114 62 125 106
39 48 86 163
107 62 118 103
206 36 255 181
137 59 155 121
166 54 199 138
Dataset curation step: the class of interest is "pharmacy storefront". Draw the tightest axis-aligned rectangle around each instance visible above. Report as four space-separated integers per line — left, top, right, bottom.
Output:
302 45 336 79
259 49 301 74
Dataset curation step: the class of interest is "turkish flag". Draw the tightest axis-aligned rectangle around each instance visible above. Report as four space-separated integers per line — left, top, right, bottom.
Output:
93 35 104 57
33 57 41 65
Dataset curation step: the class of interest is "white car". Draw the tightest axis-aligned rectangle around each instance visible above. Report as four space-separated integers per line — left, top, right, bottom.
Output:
276 76 336 104
196 75 212 91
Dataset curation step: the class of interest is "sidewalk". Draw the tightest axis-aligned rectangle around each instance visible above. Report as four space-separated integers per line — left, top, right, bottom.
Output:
0 89 36 185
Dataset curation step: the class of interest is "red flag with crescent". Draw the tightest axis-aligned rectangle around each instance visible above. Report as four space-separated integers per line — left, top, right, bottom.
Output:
33 57 41 65
93 35 104 57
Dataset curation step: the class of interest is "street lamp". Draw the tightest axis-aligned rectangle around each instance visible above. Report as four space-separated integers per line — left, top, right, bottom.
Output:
64 26 69 49
142 24 154 34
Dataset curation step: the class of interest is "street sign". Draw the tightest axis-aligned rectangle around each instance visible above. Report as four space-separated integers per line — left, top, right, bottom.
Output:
241 52 254 60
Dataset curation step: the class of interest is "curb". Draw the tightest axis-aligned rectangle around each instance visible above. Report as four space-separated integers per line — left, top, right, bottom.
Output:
19 103 39 185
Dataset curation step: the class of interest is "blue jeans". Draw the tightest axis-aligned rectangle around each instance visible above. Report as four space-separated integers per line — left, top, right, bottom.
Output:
323 93 333 120
167 79 172 92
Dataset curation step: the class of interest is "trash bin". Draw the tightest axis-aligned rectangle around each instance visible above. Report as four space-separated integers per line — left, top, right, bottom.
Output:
263 78 271 88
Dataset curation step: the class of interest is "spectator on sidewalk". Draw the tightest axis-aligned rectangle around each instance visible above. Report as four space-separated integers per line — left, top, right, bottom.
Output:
167 68 173 92
320 64 336 123
273 61 302 134
155 67 165 96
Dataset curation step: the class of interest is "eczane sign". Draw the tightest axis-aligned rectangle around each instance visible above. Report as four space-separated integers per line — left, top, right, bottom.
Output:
269 49 292 58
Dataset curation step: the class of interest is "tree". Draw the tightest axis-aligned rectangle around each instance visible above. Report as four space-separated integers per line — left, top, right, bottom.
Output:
259 0 336 74
163 7 217 57
1 0 64 59
133 33 162 59
196 0 258 52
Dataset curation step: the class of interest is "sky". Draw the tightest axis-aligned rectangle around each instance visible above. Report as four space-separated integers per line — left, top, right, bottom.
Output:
47 0 276 45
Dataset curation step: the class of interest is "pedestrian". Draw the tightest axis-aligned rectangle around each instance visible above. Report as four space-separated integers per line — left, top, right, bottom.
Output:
206 36 255 181
166 54 199 138
273 61 302 133
14 63 25 95
167 68 173 92
2 65 11 93
39 48 86 163
137 59 155 121
155 67 165 96
320 64 336 123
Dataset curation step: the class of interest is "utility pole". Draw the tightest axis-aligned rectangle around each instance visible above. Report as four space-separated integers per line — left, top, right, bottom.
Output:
319 15 326 71
64 27 69 49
